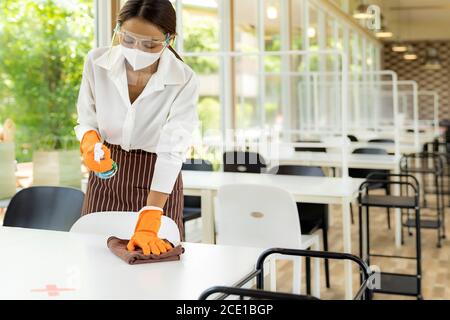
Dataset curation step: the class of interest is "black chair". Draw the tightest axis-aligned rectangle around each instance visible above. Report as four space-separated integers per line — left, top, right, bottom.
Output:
406 129 425 134
294 141 334 176
270 165 330 291
182 159 214 236
368 139 395 144
3 186 84 232
349 148 392 229
294 140 327 153
348 135 359 142
223 151 267 174
199 248 374 301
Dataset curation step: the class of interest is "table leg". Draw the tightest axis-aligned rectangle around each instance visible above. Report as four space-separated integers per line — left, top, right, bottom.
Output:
312 240 321 299
394 166 402 248
201 189 215 244
342 198 353 300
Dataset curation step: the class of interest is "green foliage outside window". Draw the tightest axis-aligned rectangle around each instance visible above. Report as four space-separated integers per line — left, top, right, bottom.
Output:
0 2 223 163
0 0 94 162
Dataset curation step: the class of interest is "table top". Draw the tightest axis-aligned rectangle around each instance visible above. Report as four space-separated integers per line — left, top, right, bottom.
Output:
275 152 400 170
0 227 262 300
350 142 421 154
182 171 363 202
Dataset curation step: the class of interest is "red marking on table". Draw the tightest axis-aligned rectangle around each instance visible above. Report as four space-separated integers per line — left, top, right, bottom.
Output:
31 285 76 297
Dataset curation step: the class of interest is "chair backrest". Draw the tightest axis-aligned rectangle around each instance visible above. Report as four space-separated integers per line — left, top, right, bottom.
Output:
223 152 267 174
294 140 326 153
182 159 214 208
347 135 359 142
406 129 425 134
182 159 214 172
353 148 388 156
350 148 389 179
215 184 302 249
269 166 328 230
368 139 394 144
269 165 325 177
70 212 181 246
3 187 84 232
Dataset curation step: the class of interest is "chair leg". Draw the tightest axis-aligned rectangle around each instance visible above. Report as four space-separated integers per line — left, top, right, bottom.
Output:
323 228 331 289
293 256 302 295
386 187 391 230
305 256 311 295
270 258 277 292
350 203 355 225
311 239 321 298
387 209 391 229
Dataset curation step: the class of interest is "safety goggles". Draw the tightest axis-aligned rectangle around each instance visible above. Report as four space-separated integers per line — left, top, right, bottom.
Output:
116 28 171 52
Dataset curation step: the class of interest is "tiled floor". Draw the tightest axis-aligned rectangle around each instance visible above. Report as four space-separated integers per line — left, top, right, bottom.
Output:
272 202 449 300
185 195 450 300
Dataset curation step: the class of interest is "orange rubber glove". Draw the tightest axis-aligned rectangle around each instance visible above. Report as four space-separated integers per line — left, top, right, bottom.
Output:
127 207 174 256
80 130 113 173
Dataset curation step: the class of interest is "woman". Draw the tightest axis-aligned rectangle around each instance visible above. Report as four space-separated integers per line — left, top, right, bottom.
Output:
75 0 198 256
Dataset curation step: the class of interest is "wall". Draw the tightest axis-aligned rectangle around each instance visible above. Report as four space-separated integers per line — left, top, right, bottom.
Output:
383 41 450 120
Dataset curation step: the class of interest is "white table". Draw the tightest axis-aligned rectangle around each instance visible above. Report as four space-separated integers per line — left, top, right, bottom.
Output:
273 152 404 248
350 142 421 155
352 131 439 145
182 171 363 300
275 152 400 171
0 227 263 300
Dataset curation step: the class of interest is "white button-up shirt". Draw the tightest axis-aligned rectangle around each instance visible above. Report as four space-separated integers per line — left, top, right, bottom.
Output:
74 46 199 194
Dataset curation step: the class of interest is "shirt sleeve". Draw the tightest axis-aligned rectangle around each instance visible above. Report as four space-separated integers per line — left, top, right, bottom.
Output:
151 72 200 194
74 50 99 142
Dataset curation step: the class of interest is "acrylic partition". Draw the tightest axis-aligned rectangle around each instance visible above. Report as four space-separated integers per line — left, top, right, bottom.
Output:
283 70 401 159
364 81 420 149
181 50 351 178
417 91 440 138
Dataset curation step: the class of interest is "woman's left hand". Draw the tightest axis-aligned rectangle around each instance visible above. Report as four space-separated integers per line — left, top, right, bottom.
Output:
127 207 173 256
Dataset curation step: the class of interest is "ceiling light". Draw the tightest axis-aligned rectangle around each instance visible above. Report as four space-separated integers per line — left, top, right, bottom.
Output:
266 6 278 20
375 30 393 38
307 27 316 38
404 53 418 60
404 45 418 60
423 60 441 70
423 47 442 70
353 4 374 20
392 44 408 53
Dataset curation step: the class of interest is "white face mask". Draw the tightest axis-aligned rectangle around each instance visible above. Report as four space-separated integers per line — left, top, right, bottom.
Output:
120 45 164 71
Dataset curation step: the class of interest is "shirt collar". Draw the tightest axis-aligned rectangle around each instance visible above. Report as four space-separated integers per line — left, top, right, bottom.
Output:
94 46 186 88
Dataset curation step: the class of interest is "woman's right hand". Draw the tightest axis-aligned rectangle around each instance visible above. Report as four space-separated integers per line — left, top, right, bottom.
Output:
83 144 114 173
80 131 114 173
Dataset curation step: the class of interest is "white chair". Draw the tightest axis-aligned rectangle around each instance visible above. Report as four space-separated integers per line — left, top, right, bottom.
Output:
70 212 181 247
215 184 321 297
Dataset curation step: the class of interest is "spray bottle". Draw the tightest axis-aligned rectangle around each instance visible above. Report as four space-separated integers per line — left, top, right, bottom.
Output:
94 143 118 180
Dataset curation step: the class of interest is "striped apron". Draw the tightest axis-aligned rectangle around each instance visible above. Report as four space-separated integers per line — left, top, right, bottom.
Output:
81 142 185 240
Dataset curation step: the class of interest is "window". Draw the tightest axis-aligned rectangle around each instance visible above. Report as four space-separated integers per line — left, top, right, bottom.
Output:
291 0 304 51
178 0 221 162
0 0 95 162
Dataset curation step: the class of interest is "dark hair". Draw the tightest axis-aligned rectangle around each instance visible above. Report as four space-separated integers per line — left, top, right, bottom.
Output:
118 0 183 61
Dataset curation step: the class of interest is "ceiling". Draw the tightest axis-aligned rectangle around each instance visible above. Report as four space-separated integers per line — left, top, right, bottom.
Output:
372 0 450 41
